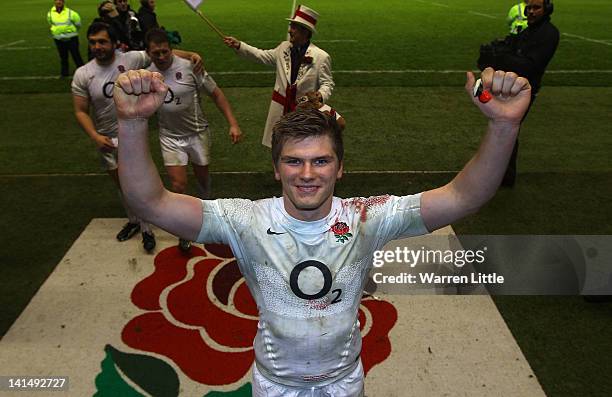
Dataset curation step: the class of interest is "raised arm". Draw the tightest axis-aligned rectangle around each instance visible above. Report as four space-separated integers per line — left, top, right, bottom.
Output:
114 69 204 240
420 67 531 231
209 87 243 144
224 36 278 66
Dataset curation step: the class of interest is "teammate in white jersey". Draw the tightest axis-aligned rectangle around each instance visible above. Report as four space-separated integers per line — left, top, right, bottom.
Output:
113 68 531 395
145 28 243 252
72 22 202 252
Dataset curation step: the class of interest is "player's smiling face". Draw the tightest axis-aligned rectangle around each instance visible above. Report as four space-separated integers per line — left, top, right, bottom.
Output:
275 135 343 221
88 30 116 64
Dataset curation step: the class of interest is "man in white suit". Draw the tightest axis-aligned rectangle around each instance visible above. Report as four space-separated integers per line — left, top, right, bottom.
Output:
224 5 334 147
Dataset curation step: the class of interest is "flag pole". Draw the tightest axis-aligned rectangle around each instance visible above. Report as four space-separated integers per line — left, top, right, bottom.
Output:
183 0 226 39
195 9 225 39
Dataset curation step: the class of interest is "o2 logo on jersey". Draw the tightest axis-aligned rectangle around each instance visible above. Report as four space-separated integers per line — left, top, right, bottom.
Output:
102 81 116 99
163 88 181 105
289 260 342 304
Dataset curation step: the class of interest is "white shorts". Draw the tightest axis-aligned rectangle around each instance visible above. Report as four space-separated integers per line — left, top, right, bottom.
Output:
159 130 211 167
98 137 119 171
252 360 364 397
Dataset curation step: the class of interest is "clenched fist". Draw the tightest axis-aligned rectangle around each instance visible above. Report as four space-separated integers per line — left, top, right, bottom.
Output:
113 69 168 120
465 67 531 125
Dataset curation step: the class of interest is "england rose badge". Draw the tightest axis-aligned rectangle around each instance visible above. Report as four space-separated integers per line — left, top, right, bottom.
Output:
330 222 352 243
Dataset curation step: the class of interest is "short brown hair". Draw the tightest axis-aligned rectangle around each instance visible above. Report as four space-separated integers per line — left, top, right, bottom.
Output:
87 22 118 44
271 109 343 165
145 28 170 49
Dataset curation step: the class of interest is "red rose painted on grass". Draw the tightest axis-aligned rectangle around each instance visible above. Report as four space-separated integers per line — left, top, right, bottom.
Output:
359 297 398 375
121 244 397 387
121 244 258 386
330 221 353 243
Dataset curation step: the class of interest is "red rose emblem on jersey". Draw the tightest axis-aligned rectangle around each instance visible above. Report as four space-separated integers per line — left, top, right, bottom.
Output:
302 56 313 65
330 221 352 243
331 222 349 235
176 71 182 80
117 65 126 73
121 244 258 386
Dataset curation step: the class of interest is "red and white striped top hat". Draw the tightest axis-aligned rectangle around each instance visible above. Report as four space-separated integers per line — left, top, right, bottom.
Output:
286 5 319 33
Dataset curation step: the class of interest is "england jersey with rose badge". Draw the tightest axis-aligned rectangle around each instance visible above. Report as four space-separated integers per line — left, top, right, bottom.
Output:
196 194 428 387
148 56 217 138
71 51 149 136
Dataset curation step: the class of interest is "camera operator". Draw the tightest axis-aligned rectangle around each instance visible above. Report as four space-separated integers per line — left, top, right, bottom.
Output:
478 0 559 186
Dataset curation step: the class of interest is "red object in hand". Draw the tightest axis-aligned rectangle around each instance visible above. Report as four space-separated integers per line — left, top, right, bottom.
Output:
478 90 492 103
473 78 492 103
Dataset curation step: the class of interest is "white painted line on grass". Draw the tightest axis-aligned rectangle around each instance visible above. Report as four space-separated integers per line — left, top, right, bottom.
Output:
0 76 65 80
333 69 473 74
0 40 25 48
0 46 50 51
254 39 358 43
314 39 359 43
412 0 449 7
210 69 612 75
3 69 612 81
346 170 457 174
0 170 459 178
563 32 612 47
211 71 271 75
546 70 612 74
467 11 497 19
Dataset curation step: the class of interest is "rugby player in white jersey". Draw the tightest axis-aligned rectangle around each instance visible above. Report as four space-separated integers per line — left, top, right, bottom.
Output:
113 68 531 395
145 28 243 252
72 22 203 252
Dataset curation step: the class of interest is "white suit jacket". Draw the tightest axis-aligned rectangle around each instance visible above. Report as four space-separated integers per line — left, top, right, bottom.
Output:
237 41 334 147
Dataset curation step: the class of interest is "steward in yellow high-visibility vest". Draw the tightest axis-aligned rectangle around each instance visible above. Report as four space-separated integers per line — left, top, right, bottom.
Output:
47 0 84 77
507 1 529 35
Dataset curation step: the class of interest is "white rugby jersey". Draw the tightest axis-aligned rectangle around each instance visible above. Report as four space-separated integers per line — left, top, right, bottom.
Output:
72 51 149 136
148 57 217 138
196 194 427 387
